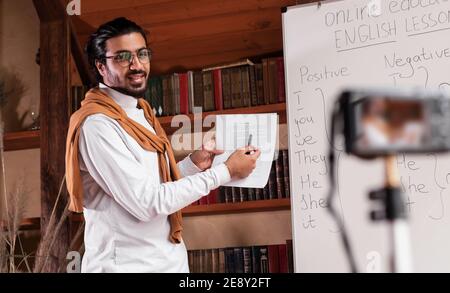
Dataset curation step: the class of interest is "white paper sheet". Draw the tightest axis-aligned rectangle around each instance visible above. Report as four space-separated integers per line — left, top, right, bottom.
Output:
212 113 278 188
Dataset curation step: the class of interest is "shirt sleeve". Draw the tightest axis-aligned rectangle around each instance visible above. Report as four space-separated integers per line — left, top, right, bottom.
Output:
78 115 231 222
177 154 203 177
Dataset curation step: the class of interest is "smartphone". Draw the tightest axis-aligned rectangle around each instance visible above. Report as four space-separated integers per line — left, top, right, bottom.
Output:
339 88 450 157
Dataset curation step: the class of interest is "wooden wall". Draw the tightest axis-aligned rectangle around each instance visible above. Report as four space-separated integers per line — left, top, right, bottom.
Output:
73 0 316 75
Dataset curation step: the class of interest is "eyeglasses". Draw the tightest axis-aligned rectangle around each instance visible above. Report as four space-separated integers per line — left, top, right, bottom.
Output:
104 48 152 67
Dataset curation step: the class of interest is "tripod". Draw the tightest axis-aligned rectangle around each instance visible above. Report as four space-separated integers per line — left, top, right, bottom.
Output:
369 156 413 273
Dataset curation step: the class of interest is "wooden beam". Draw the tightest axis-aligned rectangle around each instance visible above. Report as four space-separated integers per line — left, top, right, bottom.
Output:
69 19 96 87
38 13 71 272
32 0 66 22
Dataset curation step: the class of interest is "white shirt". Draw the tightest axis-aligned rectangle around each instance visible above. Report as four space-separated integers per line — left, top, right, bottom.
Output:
78 83 231 273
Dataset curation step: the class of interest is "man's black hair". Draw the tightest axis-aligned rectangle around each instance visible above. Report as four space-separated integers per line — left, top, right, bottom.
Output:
85 17 148 83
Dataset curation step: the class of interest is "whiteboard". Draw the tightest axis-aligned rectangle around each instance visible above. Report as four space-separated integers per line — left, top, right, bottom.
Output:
283 0 450 272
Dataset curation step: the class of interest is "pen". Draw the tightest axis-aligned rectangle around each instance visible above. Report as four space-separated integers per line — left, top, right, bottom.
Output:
246 134 254 155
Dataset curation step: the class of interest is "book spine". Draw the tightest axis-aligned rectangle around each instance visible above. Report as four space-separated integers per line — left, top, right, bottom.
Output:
268 245 280 273
233 247 244 273
211 249 220 273
262 59 270 105
224 187 232 203
222 68 232 109
188 250 194 272
199 192 209 205
242 247 252 273
286 239 294 273
172 73 179 115
247 188 255 201
179 73 189 115
276 57 286 103
187 71 195 114
255 188 262 201
282 150 290 198
200 249 206 273
225 248 235 273
275 151 285 199
230 67 242 109
241 66 251 107
206 249 213 273
219 248 226 273
268 58 278 104
262 183 269 200
278 244 288 273
194 250 200 273
193 71 204 112
268 162 277 199
207 188 218 204
162 76 170 116
213 69 223 111
249 65 258 106
255 64 265 105
251 246 262 273
231 187 239 203
259 247 269 273
202 71 215 112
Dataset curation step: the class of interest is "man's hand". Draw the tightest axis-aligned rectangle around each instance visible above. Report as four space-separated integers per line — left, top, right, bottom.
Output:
225 146 261 179
189 139 224 171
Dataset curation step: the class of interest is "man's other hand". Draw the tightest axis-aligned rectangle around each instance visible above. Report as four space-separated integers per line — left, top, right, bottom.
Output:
189 139 224 171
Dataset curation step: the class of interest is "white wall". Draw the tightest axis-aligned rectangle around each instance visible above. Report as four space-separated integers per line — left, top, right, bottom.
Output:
0 0 41 218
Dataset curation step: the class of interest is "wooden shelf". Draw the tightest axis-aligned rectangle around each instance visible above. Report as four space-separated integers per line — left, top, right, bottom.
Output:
7 199 291 231
66 199 292 223
182 198 291 217
158 103 286 135
4 130 40 152
1 217 41 231
1 103 286 151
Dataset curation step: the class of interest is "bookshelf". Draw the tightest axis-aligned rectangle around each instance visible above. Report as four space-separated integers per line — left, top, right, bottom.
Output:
183 198 290 217
2 102 286 151
159 102 286 135
59 198 291 224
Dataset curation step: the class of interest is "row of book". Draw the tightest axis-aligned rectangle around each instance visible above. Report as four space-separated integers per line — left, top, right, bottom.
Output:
188 240 293 273
144 57 286 117
193 150 290 205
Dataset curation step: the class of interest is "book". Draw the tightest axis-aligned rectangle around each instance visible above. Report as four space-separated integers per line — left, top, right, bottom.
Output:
179 73 189 115
188 243 292 273
230 67 242 109
187 71 195 114
213 69 223 111
276 57 286 103
268 245 280 273
278 244 288 273
221 68 232 109
241 66 251 107
193 71 204 112
249 65 258 106
255 63 265 105
202 71 215 112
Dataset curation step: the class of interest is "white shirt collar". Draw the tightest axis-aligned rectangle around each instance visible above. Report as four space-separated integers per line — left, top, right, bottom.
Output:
99 83 138 110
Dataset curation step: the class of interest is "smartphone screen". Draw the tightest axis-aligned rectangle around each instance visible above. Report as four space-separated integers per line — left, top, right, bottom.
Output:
349 96 433 155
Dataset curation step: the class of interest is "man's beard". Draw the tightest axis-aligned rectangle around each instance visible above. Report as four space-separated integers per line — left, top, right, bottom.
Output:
106 68 148 98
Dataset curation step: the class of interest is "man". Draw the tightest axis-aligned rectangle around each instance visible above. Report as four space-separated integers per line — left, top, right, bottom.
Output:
65 17 260 273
